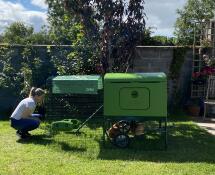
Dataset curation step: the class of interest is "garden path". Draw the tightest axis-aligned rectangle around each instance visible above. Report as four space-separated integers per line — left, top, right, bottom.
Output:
193 117 215 135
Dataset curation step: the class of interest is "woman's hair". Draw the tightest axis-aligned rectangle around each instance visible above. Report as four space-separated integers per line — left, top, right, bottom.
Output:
29 87 45 97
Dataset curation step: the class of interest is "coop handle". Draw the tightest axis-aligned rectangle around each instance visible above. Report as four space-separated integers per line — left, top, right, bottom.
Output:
75 105 103 133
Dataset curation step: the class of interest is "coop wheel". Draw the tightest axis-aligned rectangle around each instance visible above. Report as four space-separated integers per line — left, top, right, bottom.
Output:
114 134 130 148
117 120 131 134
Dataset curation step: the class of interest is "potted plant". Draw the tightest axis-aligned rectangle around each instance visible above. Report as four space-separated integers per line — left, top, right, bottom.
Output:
192 55 215 84
186 99 201 117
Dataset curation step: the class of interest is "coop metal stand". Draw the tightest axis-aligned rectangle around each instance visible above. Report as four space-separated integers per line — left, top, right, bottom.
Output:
102 116 168 150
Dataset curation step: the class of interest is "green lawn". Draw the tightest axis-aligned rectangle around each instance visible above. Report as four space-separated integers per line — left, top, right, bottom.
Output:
0 118 215 175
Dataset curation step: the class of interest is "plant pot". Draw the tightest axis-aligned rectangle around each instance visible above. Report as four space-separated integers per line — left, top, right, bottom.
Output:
187 105 200 117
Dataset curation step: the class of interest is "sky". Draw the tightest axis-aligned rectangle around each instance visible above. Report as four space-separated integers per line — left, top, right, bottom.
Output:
144 0 187 37
0 0 187 37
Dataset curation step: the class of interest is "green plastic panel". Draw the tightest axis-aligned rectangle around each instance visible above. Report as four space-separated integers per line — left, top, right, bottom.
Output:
104 72 166 82
52 75 103 94
104 72 167 117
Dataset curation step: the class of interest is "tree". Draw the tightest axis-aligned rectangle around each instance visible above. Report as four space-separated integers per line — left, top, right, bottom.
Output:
46 0 145 73
50 23 100 75
140 30 176 46
27 26 51 44
174 0 215 45
2 22 33 44
0 22 53 96
2 22 51 44
47 0 77 44
0 35 3 42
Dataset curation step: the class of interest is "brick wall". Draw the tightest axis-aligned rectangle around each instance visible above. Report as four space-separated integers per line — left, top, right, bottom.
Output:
133 46 193 108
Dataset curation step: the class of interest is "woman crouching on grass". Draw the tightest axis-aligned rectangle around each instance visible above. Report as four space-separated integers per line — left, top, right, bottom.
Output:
10 87 45 139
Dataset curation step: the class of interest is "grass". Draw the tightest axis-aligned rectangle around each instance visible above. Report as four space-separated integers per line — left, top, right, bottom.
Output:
0 116 215 175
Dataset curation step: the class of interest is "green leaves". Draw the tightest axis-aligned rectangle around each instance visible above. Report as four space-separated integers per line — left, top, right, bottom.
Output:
0 22 53 96
3 22 34 44
47 0 145 73
174 0 215 45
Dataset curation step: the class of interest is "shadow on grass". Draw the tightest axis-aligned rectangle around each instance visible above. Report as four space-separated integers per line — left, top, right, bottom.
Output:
57 141 86 152
16 134 54 145
33 117 215 163
58 142 86 152
16 134 86 152
97 123 215 163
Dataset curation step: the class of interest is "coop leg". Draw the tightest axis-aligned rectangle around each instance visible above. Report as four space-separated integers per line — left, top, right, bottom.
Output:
164 118 167 150
159 120 162 128
102 118 106 146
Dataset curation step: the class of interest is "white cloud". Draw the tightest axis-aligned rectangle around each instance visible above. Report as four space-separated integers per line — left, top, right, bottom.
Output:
0 0 187 37
31 0 48 10
144 0 187 37
0 0 48 33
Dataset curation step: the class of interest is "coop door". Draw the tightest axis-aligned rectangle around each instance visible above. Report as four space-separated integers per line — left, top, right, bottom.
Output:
119 87 150 110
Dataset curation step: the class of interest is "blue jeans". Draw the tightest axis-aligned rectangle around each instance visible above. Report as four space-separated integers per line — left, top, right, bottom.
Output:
10 114 41 133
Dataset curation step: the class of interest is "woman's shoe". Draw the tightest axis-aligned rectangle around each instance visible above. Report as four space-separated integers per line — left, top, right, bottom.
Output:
16 130 29 139
24 132 32 137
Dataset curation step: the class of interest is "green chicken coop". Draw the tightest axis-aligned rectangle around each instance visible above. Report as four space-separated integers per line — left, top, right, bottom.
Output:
50 73 168 149
103 72 167 148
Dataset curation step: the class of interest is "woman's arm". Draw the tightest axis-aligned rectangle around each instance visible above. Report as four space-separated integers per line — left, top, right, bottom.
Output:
22 108 34 118
22 108 39 121
22 109 41 122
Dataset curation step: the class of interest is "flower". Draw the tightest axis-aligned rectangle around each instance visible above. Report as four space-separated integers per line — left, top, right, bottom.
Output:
192 66 215 85
203 54 215 67
192 72 201 78
192 50 215 85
